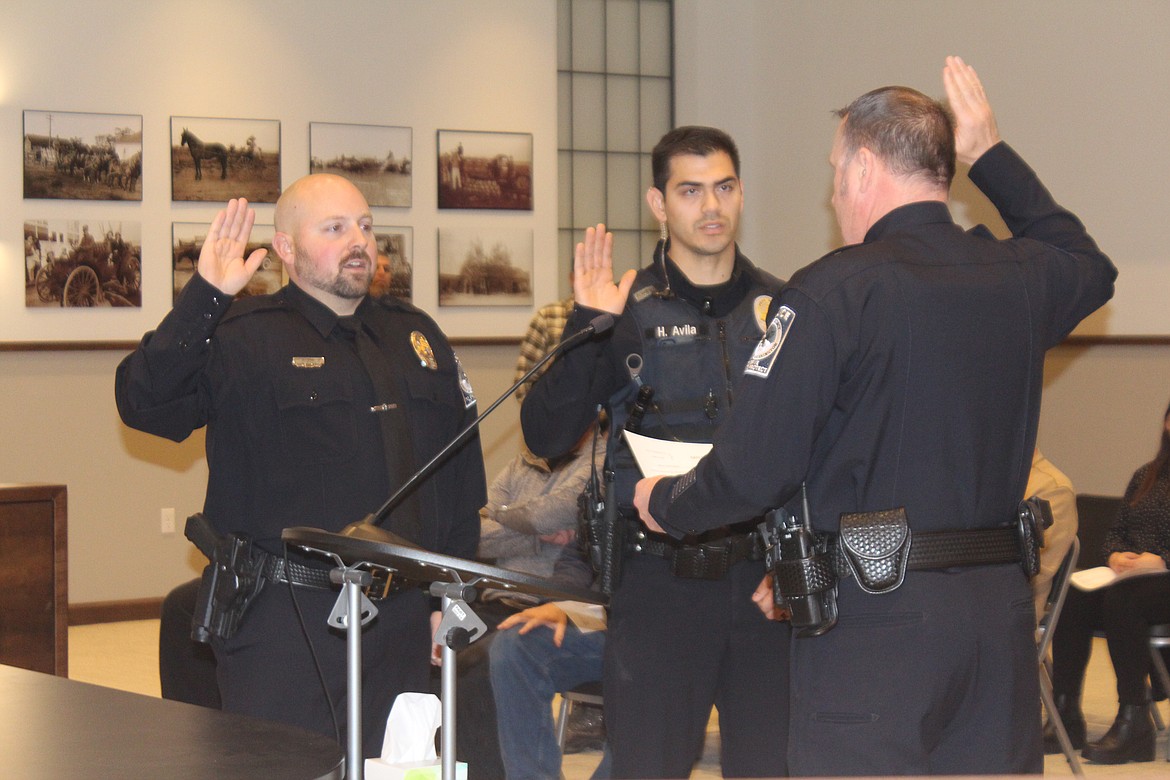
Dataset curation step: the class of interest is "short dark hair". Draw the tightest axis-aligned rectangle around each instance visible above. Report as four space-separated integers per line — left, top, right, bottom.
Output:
835 86 955 188
651 126 741 192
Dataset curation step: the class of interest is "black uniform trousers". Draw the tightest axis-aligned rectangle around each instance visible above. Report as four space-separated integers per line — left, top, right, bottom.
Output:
1052 574 1170 704
604 554 790 779
159 577 221 709
787 564 1040 776
212 579 431 759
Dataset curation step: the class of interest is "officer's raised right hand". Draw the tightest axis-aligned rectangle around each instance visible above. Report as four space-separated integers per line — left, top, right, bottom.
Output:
574 222 637 317
197 197 269 296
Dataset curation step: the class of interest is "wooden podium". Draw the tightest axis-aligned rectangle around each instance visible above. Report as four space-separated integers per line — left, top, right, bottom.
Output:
0 484 68 676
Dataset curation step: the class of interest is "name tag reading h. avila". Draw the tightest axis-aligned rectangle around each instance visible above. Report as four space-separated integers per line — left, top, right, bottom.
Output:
292 356 325 369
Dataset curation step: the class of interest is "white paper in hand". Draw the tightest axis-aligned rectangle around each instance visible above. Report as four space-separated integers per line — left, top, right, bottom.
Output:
623 430 712 477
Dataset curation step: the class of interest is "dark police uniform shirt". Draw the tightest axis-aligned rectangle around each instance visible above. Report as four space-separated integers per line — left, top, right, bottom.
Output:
649 142 1117 538
116 273 484 558
521 250 780 522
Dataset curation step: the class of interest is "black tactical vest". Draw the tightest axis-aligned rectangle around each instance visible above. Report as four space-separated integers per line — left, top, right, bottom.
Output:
607 267 776 512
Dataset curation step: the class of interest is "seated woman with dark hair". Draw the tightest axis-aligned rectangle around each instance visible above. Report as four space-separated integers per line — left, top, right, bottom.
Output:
1044 400 1170 765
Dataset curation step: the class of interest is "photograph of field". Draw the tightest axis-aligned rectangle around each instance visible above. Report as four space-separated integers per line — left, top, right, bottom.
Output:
170 116 280 203
438 226 532 307
23 110 142 201
310 122 411 208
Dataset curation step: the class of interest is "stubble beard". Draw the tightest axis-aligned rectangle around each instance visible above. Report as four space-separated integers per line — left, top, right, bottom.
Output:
294 245 371 300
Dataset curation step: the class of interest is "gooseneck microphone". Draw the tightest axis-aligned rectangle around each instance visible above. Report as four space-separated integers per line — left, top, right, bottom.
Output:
341 312 615 542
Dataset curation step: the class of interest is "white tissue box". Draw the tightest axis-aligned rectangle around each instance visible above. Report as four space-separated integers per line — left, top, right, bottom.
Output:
364 758 468 780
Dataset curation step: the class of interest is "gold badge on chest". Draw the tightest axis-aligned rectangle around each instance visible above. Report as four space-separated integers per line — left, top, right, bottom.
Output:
411 331 438 370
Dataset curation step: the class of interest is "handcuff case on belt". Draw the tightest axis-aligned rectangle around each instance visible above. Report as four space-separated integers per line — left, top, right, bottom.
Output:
838 507 912 594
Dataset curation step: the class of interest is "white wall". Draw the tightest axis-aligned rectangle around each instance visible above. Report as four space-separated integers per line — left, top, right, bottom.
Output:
4 1 1165 603
0 0 551 602
674 0 1170 497
675 0 1169 338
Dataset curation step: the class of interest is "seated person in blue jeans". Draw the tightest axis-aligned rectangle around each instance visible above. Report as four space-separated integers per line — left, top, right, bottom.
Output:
490 590 608 780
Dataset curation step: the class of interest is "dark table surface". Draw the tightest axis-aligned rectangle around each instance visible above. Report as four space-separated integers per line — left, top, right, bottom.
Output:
0 664 344 779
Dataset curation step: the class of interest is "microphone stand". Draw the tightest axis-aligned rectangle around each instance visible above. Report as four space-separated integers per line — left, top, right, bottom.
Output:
340 311 614 542
317 311 611 780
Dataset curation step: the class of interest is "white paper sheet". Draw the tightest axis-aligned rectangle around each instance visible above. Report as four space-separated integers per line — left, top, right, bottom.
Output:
623 430 712 477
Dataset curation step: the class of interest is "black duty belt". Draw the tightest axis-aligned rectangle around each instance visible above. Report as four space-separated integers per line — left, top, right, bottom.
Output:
830 525 1021 579
624 519 764 580
263 553 397 600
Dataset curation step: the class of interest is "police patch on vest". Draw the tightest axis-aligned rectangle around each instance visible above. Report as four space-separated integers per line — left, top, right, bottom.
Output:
744 306 794 378
753 295 773 333
455 355 476 408
644 323 707 343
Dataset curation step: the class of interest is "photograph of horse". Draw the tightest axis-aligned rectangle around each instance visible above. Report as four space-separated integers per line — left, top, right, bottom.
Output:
170 116 280 202
180 129 227 180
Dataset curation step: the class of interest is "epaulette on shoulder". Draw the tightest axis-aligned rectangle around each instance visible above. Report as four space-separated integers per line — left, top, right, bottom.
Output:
630 265 663 303
220 291 286 324
373 294 426 318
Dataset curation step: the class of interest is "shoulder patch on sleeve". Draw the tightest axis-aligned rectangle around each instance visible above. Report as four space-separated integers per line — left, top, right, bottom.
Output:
454 355 476 408
744 305 795 379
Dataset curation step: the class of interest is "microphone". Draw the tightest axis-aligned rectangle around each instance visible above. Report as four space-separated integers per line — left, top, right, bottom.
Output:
340 311 615 542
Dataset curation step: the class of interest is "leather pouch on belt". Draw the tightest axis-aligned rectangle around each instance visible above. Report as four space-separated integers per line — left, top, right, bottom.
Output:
839 507 912 594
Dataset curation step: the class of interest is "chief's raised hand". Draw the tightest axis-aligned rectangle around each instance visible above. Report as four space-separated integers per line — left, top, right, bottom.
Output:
943 55 1001 166
573 223 637 316
197 198 268 296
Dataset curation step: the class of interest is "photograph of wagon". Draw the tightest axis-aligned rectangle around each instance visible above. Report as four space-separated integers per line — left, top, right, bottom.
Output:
23 110 142 201
25 220 141 308
437 129 532 210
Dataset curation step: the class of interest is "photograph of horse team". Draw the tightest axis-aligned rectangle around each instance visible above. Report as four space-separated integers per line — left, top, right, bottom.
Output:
23 110 142 200
170 116 280 202
437 130 532 210
310 122 412 207
438 226 533 307
24 219 141 308
172 222 281 303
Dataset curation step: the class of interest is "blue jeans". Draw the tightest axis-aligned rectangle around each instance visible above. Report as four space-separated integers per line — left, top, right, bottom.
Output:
489 621 606 780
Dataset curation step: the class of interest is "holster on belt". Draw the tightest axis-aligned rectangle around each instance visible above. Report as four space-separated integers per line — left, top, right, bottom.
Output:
185 513 266 643
838 507 912 594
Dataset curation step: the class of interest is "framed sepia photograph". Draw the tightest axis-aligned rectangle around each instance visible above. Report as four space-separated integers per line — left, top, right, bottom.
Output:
172 222 281 303
437 129 532 210
438 226 533 307
310 123 412 207
24 219 141 308
372 226 413 303
171 116 281 203
23 110 142 201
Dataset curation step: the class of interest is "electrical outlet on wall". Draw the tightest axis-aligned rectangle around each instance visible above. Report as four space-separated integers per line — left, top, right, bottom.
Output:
161 507 176 534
